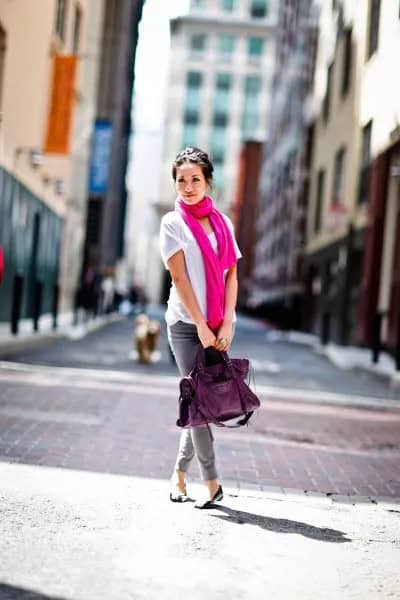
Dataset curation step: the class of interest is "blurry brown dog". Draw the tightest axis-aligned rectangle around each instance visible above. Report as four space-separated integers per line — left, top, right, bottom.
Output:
134 314 161 364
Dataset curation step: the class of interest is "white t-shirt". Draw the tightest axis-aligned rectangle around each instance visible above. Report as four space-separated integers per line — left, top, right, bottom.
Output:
159 210 242 327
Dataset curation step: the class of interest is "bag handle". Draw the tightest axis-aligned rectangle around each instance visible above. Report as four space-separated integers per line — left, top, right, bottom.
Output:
195 346 233 373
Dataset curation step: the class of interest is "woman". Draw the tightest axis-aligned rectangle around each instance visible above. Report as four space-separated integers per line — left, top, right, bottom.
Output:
159 147 242 509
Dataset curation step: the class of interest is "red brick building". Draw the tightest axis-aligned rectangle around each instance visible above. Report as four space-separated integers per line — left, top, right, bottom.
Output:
231 141 263 308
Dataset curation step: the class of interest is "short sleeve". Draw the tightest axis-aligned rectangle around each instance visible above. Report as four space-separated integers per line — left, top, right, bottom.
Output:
224 215 242 261
159 214 185 269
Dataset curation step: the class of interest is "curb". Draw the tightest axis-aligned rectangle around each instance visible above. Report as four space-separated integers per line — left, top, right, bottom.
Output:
0 313 124 358
221 480 400 510
314 344 400 389
265 329 400 388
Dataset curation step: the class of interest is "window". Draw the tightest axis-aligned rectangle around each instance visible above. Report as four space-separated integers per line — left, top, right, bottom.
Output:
210 71 232 186
211 147 225 165
367 0 381 58
186 72 203 112
250 0 267 18
323 63 333 122
183 72 203 148
210 129 226 186
213 164 224 189
54 0 67 40
248 37 264 57
242 76 261 140
212 75 230 136
219 33 236 56
72 4 82 53
357 121 372 204
314 170 325 233
216 73 232 90
187 71 203 88
184 110 200 125
221 0 235 11
190 33 206 52
331 147 346 205
182 125 198 148
341 28 352 97
213 113 228 127
191 0 204 9
210 128 226 184
245 75 261 94
214 73 231 114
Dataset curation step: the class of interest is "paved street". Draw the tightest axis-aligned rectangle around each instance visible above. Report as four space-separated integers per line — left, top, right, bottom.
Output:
0 313 399 498
0 359 399 498
3 309 397 400
0 314 399 598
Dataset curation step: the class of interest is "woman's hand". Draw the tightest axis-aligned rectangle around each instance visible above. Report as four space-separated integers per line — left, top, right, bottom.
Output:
215 320 233 352
196 321 217 349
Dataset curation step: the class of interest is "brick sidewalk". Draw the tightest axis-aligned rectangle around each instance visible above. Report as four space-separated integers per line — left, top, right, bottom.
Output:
0 366 399 499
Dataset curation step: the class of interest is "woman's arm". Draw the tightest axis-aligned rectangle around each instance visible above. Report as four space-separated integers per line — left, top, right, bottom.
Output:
167 250 216 348
215 265 238 351
223 265 238 323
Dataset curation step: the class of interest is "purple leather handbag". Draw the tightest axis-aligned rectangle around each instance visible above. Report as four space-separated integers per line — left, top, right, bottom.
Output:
177 347 260 429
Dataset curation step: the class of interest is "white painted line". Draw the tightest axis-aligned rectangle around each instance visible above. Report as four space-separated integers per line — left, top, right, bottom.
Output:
0 360 179 386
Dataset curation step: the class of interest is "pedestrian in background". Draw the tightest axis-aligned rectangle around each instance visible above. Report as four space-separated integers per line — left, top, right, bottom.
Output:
159 147 242 509
100 268 115 314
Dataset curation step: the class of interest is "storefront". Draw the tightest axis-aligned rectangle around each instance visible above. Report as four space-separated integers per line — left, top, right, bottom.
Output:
358 139 400 356
305 226 365 346
0 166 62 332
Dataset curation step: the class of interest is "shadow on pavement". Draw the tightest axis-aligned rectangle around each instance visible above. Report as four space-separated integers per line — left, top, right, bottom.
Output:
0 583 68 599
211 505 352 543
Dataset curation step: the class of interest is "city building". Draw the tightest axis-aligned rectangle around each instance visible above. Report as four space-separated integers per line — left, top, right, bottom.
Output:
303 0 366 345
304 0 400 350
247 0 318 329
146 0 278 304
0 0 105 330
356 0 400 357
231 140 263 308
81 0 144 292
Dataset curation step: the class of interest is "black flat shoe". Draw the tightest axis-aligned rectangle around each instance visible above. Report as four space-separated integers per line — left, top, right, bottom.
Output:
194 485 223 509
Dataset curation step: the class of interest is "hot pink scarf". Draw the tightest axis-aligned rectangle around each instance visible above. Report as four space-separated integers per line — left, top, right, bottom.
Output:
176 195 237 332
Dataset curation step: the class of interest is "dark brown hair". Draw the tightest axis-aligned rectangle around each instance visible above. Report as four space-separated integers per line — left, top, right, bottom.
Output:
172 147 214 184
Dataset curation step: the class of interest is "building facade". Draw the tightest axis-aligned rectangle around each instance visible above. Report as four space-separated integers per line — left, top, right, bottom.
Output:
231 140 263 308
0 0 105 328
304 0 400 349
357 0 400 357
304 0 366 345
248 0 318 328
149 0 278 303
82 0 144 291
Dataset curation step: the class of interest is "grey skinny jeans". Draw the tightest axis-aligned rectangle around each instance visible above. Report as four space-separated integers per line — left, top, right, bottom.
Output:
167 320 218 481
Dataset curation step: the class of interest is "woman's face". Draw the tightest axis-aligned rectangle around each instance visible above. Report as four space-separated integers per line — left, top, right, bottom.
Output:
175 163 208 204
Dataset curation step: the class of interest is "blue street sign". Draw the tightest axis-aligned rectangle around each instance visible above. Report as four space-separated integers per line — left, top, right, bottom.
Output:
89 120 113 195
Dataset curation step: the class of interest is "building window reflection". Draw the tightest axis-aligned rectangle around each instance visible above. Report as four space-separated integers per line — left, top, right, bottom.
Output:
250 0 268 19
